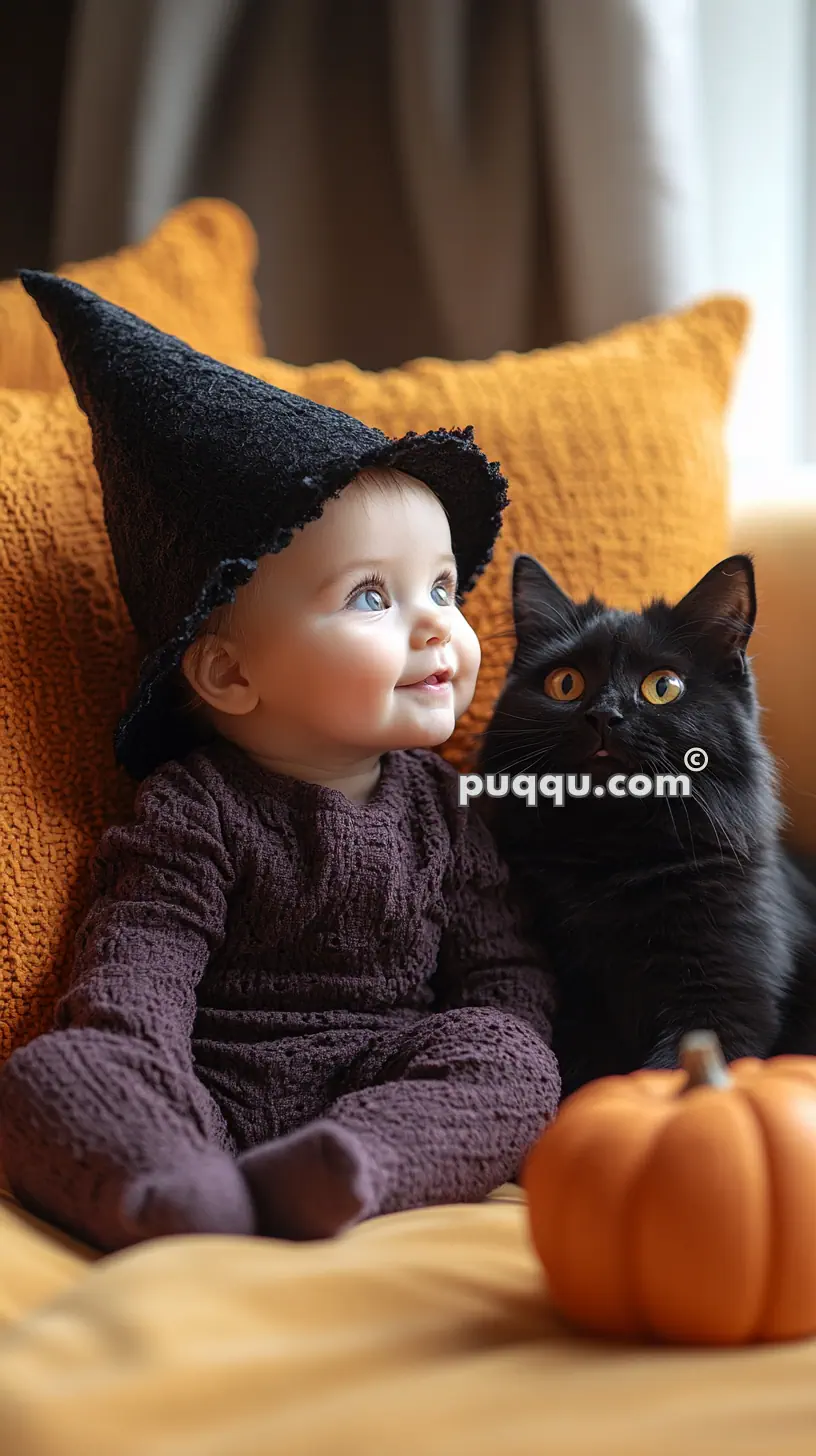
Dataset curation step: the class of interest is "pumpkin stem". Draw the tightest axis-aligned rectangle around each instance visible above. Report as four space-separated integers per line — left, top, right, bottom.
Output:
679 1031 731 1090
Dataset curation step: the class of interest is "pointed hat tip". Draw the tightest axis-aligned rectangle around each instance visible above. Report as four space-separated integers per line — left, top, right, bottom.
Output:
16 268 96 332
15 269 138 416
17 269 92 311
18 267 63 300
17 269 178 345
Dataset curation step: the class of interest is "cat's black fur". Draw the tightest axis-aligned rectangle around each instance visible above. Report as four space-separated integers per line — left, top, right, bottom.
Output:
479 553 816 1096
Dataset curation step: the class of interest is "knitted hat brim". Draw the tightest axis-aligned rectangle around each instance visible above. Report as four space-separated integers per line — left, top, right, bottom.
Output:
115 423 507 779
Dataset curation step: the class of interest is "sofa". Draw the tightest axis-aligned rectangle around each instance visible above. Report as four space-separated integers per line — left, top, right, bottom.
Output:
1 200 814 1454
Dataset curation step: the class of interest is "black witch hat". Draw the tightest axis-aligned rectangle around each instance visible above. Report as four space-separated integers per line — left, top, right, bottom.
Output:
20 271 508 780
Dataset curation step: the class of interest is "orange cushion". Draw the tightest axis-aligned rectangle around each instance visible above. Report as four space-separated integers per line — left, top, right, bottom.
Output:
0 297 747 1065
0 199 264 390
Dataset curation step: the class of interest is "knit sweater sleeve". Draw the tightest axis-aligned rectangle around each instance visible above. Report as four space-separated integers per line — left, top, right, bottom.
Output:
55 759 233 1056
435 803 557 1044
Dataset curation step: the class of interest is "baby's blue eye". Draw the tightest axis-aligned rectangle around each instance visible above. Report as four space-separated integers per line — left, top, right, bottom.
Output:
431 582 452 606
351 587 387 612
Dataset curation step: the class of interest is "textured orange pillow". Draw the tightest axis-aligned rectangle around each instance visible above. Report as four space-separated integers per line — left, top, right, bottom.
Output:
0 199 264 390
0 297 747 1063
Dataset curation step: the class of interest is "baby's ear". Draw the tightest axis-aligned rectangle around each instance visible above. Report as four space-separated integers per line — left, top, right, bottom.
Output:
181 634 257 716
670 554 756 656
511 555 575 641
180 638 205 695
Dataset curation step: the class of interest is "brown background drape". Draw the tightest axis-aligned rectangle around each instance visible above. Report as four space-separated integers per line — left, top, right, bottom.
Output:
1 0 708 370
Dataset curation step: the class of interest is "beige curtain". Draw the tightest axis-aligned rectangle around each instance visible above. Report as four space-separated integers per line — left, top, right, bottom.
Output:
53 0 707 369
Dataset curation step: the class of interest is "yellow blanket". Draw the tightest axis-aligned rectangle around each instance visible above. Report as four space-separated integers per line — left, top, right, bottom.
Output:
1 1183 815 1455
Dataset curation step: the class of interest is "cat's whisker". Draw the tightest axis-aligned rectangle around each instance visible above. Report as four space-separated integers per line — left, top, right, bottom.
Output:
679 761 738 867
480 629 518 646
478 729 549 773
677 787 703 869
654 745 725 869
494 747 554 779
517 601 579 637
643 754 687 858
473 726 546 736
485 710 557 727
694 781 748 871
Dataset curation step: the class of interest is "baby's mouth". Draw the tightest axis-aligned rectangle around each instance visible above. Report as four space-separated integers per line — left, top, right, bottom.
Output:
398 666 454 691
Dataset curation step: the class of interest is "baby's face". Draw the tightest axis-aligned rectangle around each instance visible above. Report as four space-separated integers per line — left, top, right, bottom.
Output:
197 473 480 762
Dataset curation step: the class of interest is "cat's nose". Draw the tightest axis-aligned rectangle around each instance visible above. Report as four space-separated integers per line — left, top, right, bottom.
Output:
586 709 624 734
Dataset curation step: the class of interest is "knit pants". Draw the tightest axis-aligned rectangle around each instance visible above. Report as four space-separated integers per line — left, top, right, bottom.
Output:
0 1007 557 1252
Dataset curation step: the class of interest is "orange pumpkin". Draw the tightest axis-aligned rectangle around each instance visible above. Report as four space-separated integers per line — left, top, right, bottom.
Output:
523 1032 816 1345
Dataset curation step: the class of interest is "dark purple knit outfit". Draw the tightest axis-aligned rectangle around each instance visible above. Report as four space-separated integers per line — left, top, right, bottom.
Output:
0 739 559 1252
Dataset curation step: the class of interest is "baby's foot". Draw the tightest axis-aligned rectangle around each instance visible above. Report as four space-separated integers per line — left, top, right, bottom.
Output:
238 1121 378 1240
121 1153 258 1240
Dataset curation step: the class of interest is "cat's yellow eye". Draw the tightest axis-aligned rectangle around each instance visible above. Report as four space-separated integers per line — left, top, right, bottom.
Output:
544 667 585 702
641 669 685 706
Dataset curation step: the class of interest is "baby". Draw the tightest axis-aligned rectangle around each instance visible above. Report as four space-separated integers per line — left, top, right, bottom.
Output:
0 274 560 1252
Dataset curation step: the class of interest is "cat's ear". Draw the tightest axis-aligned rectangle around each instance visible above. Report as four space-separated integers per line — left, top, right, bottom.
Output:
670 554 756 657
512 554 575 640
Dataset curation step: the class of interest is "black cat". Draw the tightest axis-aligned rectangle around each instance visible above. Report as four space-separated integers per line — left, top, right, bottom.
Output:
479 553 816 1097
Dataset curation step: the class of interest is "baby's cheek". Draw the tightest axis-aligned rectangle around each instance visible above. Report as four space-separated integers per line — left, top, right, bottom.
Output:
454 615 481 679
451 616 481 715
316 622 402 695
